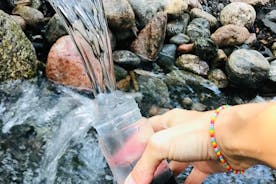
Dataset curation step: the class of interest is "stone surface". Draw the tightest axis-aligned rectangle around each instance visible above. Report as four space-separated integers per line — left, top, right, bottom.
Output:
226 49 270 88
211 49 228 68
166 14 189 37
44 14 67 45
113 50 141 67
208 69 229 88
157 44 177 72
116 75 131 91
169 33 190 45
103 0 136 30
211 24 250 47
187 18 210 42
108 29 116 50
176 54 209 76
30 0 41 9
230 0 269 5
163 0 189 17
262 10 276 34
131 12 167 61
190 8 218 27
220 2 256 27
0 10 37 81
114 64 128 81
46 36 92 90
177 43 194 54
194 38 218 61
191 102 206 111
272 42 276 57
12 5 44 27
269 60 276 82
10 15 26 30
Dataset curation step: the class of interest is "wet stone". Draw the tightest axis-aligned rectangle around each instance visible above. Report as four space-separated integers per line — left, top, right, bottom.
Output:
113 50 141 68
187 18 210 42
157 44 177 72
194 38 218 61
169 33 190 45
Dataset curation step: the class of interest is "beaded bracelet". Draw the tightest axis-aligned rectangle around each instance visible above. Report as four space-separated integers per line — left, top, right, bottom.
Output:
209 105 245 174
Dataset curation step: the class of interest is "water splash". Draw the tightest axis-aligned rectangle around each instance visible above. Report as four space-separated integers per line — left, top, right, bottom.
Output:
48 0 115 95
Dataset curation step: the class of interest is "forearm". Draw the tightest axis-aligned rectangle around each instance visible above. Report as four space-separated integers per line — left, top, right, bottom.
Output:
215 102 276 169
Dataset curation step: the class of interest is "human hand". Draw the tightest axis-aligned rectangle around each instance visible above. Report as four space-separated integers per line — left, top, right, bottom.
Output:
124 108 258 184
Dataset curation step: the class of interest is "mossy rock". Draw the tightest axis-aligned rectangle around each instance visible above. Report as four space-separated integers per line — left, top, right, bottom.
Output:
0 10 37 82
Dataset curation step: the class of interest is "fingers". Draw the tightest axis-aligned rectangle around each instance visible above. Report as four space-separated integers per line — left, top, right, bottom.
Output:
184 168 209 184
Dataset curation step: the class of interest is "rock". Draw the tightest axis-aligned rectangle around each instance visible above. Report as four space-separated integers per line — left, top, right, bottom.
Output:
30 0 41 9
12 6 44 27
103 0 136 30
262 10 276 34
114 65 128 81
7 0 41 8
131 12 167 61
269 60 276 82
0 10 37 81
230 0 269 5
187 18 210 42
226 49 270 88
272 42 276 57
10 15 26 30
166 14 190 37
194 38 218 61
191 102 206 111
181 97 193 108
113 50 141 68
245 33 257 45
177 43 194 54
211 49 228 68
176 54 209 76
116 75 131 91
44 14 67 45
127 0 161 28
163 0 188 17
211 24 250 47
208 69 229 88
46 36 92 90
190 8 218 27
157 44 177 72
220 2 256 27
169 33 190 45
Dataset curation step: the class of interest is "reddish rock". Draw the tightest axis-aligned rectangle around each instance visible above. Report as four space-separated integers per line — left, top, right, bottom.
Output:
46 35 92 90
131 12 167 61
177 43 194 53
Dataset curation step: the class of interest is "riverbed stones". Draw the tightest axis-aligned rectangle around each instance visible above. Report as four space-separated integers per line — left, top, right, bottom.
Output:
103 0 135 30
220 2 256 27
157 44 177 71
262 10 276 34
163 0 188 17
10 15 26 30
208 69 229 88
187 18 210 42
190 8 218 27
269 60 276 82
211 24 250 46
194 38 218 61
226 49 270 88
272 42 276 57
176 54 209 76
44 14 67 45
46 36 91 90
169 33 190 45
131 12 167 61
12 5 44 27
230 0 269 5
114 65 128 81
112 50 141 67
0 10 37 81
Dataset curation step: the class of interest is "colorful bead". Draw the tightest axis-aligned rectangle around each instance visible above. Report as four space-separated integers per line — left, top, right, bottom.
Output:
209 105 244 174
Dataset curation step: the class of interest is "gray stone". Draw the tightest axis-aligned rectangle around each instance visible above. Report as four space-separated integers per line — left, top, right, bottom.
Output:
187 18 210 42
0 10 37 81
269 60 276 82
262 10 276 34
169 33 190 45
166 13 190 37
190 8 218 27
157 44 177 72
226 49 270 88
194 38 218 61
272 42 276 57
176 54 209 76
114 64 128 81
208 69 229 88
12 6 44 27
220 2 256 27
103 0 136 30
113 50 141 67
108 29 116 50
45 14 67 45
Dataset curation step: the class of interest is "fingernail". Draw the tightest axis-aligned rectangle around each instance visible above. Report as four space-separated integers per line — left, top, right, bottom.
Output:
125 175 136 184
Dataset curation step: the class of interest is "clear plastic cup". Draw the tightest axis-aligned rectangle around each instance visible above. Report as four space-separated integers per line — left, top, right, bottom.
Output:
95 92 176 184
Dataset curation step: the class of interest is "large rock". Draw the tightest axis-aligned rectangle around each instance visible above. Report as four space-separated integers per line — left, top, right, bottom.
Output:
103 0 136 30
211 24 250 46
226 49 270 88
46 36 92 90
131 12 167 61
220 2 256 27
187 18 210 42
12 5 44 27
262 10 276 34
0 10 37 81
44 14 67 45
230 0 269 5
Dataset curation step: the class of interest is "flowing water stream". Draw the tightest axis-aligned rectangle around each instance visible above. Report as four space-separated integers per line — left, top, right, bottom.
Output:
0 0 275 183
